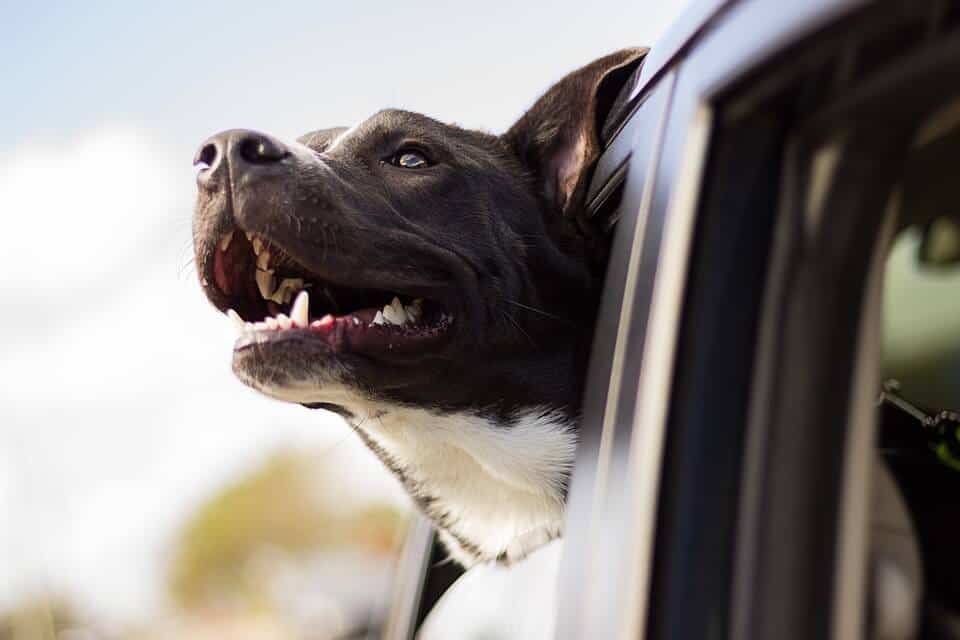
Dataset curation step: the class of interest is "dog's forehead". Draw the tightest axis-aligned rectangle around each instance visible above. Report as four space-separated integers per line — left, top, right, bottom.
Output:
301 109 464 154
297 126 349 149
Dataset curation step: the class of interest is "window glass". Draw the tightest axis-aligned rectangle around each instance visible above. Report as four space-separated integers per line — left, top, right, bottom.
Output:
418 540 562 640
876 105 960 634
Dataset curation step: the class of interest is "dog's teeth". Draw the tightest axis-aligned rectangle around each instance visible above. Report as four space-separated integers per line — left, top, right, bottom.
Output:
276 314 292 330
244 231 253 241
373 310 385 326
254 321 268 331
226 308 245 332
252 236 264 255
352 317 360 326
382 301 407 326
291 290 309 327
268 278 305 304
256 249 272 271
256 270 277 299
218 231 234 252
265 317 279 330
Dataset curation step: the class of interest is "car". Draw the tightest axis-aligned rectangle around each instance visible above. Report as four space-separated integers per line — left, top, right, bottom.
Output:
380 0 960 637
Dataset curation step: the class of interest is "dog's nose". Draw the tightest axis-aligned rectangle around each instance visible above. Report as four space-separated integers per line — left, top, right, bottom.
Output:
193 129 289 190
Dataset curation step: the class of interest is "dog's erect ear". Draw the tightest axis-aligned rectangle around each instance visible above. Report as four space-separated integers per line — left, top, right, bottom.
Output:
504 48 648 225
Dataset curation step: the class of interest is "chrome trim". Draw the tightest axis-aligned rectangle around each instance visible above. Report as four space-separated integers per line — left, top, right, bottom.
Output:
619 103 714 639
830 190 898 639
382 515 435 640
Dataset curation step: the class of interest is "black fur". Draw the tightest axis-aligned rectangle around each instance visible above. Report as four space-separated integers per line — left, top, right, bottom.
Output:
192 49 647 561
194 48 646 422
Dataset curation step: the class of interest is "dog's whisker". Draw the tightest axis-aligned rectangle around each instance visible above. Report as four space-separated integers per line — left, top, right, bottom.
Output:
177 256 196 279
504 299 571 325
501 310 536 347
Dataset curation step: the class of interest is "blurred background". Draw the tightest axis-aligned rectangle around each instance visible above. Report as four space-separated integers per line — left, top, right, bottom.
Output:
0 1 689 637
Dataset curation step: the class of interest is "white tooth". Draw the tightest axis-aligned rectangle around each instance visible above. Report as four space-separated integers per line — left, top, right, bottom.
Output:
256 249 272 271
218 231 234 252
353 317 360 326
382 303 406 326
265 317 278 330
254 321 268 331
269 278 304 304
245 231 253 241
252 236 264 255
291 291 309 327
256 270 277 299
373 310 385 325
226 308 244 331
276 314 292 330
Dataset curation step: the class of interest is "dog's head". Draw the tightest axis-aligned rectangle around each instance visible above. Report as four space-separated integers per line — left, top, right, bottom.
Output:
192 49 646 420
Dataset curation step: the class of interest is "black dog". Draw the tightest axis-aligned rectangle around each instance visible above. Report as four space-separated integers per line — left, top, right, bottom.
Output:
192 48 647 566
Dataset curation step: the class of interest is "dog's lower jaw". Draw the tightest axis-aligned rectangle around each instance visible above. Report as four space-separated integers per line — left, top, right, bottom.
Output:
239 367 577 567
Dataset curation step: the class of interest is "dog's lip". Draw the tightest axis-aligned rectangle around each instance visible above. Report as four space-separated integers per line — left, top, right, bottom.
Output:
199 224 466 359
232 304 455 359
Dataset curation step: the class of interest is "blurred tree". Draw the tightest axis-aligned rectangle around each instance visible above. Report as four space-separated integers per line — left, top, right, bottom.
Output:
168 450 405 612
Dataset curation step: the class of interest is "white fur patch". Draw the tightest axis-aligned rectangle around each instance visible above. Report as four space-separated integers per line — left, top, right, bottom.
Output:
251 376 576 565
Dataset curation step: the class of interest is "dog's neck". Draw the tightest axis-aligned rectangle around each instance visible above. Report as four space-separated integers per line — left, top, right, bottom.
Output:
258 377 577 565
351 403 577 565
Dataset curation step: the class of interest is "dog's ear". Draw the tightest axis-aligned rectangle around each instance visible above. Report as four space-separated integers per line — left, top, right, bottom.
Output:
504 48 648 225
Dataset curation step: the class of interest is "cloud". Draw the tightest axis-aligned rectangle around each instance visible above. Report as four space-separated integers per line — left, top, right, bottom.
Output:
0 127 406 620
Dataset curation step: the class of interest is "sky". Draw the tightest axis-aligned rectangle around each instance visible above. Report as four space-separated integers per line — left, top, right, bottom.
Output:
0 0 690 623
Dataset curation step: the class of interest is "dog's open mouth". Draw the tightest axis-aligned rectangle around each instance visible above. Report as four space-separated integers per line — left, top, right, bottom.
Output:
209 229 454 356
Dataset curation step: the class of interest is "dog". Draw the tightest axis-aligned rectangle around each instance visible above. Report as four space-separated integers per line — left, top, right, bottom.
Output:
192 48 647 566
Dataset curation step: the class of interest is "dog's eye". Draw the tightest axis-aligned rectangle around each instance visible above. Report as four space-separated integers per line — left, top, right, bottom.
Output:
390 149 430 169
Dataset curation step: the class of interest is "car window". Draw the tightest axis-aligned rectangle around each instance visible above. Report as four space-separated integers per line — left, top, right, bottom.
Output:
418 540 563 640
878 109 960 632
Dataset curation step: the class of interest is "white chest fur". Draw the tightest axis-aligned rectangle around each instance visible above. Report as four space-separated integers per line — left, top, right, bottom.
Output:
354 404 577 565
255 378 576 565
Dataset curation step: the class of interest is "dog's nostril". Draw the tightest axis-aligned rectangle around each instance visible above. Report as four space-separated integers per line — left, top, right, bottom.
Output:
238 135 288 164
193 142 219 172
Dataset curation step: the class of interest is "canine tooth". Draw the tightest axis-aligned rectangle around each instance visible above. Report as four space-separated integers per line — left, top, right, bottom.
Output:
382 302 406 326
373 310 385 325
256 270 277 299
291 290 309 327
256 249 272 271
218 231 234 252
245 231 253 241
252 236 264 255
226 308 244 331
277 314 292 330
268 278 305 304
265 317 279 330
